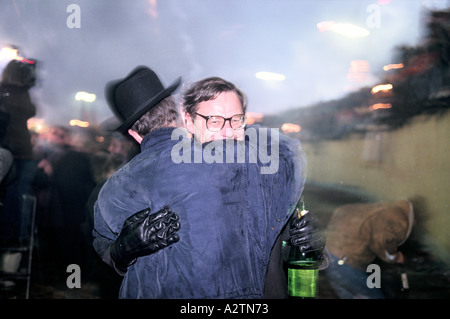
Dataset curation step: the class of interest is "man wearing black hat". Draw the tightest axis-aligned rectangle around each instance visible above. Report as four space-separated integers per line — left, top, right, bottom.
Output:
94 66 184 277
93 66 312 298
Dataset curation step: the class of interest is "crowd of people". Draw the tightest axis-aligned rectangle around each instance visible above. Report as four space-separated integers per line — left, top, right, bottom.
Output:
1 124 138 294
0 59 139 294
31 125 138 278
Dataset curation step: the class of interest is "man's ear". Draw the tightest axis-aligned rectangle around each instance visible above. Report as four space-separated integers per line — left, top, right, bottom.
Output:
128 129 143 144
184 112 195 135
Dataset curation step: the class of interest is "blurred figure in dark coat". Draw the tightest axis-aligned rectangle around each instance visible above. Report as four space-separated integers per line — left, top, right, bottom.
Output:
0 59 38 245
34 125 96 275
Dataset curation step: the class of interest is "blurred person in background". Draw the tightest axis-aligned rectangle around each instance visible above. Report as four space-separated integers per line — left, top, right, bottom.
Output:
0 59 38 246
86 130 139 231
33 125 95 277
0 89 13 183
323 199 414 299
0 147 13 183
107 131 139 164
83 150 125 295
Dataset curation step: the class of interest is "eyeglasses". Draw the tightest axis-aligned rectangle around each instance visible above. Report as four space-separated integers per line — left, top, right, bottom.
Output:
194 112 246 132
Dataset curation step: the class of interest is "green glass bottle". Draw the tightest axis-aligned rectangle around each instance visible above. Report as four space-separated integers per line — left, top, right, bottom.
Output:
286 202 320 299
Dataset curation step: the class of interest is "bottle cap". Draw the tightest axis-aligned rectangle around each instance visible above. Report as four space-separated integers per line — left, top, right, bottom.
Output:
296 207 309 218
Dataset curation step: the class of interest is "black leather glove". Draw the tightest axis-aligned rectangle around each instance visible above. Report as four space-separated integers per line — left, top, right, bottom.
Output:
289 211 326 259
110 206 180 273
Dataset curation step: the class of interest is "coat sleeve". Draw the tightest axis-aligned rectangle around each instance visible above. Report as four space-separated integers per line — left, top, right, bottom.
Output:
369 210 408 263
92 200 117 263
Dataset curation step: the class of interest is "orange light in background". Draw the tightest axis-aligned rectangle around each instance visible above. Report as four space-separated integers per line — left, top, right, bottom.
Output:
281 123 301 133
70 119 90 127
383 63 404 71
347 60 372 84
370 103 392 110
371 83 393 94
349 60 371 73
245 112 264 125
27 118 46 133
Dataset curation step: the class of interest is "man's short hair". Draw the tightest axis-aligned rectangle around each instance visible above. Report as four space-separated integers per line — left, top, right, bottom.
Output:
183 77 247 116
131 95 181 136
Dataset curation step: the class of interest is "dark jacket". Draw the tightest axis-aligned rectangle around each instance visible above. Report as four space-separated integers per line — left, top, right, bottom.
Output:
0 85 36 159
93 126 305 298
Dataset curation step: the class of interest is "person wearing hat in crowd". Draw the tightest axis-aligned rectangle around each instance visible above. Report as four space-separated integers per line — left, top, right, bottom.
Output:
93 66 322 298
323 198 414 299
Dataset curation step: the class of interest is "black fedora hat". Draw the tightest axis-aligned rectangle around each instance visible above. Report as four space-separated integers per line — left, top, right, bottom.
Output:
104 66 181 132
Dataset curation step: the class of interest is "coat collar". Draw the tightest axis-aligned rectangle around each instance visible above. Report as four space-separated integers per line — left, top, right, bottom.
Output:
140 127 178 152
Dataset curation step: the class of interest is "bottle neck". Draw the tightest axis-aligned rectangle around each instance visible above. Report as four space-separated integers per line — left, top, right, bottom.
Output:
284 241 320 262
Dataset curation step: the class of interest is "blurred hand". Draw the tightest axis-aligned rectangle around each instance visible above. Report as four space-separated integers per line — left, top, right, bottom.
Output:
396 251 405 264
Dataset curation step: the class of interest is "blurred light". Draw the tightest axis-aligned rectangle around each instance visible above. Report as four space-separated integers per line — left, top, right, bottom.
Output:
281 123 301 133
20 58 35 65
331 23 370 38
245 112 264 125
383 63 404 71
349 60 371 73
371 84 393 94
317 21 335 32
370 103 392 110
75 91 96 102
346 60 373 89
147 0 158 19
70 119 90 127
255 71 286 82
27 118 46 133
0 47 23 62
347 60 371 82
317 21 370 38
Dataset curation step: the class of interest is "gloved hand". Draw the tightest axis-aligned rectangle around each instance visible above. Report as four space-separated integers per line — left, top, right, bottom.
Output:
289 211 326 259
110 206 181 273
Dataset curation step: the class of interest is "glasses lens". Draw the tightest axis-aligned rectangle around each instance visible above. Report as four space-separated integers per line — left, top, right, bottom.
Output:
206 116 224 131
230 115 246 129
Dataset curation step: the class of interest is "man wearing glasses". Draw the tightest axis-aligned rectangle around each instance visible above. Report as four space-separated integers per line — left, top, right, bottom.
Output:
181 77 327 298
183 77 247 144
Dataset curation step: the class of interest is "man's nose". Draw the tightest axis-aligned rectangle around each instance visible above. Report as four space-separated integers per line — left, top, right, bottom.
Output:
220 120 234 138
